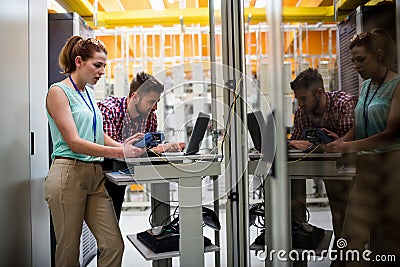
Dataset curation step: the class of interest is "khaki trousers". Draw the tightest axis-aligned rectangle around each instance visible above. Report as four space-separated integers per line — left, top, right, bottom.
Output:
45 158 124 267
341 151 400 266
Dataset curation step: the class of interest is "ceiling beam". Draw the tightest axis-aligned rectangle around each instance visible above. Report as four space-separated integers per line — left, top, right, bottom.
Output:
57 0 94 16
319 0 333 6
88 6 334 28
296 0 325 7
62 0 378 28
335 0 370 14
98 0 125 12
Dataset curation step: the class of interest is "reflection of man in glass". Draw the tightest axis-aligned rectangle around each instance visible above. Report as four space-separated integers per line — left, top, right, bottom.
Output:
288 68 356 267
98 71 184 221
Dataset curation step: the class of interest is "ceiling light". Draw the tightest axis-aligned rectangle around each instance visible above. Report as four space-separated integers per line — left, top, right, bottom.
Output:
116 0 125 11
168 0 174 3
254 0 266 8
149 0 165 11
214 0 221 10
48 0 67 13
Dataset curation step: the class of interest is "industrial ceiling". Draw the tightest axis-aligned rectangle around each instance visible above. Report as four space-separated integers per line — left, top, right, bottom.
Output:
52 0 384 28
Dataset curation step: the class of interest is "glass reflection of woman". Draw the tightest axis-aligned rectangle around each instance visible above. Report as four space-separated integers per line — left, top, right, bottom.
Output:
324 28 399 266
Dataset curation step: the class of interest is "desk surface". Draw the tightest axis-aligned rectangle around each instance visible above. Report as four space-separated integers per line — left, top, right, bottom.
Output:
249 152 343 160
247 152 356 178
105 159 221 185
105 171 169 185
115 154 222 164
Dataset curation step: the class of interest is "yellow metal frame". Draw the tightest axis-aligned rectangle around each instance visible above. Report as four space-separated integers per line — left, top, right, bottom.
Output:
88 6 334 28
57 0 94 17
335 0 370 12
56 0 380 28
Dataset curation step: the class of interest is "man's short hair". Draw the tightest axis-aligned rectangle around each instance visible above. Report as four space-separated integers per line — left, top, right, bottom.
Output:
290 68 324 93
129 71 164 97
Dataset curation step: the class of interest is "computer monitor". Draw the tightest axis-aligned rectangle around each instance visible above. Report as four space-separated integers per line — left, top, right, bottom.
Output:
247 111 275 163
247 111 264 153
184 112 210 155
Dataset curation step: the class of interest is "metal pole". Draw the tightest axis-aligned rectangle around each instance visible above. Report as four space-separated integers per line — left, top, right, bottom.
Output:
93 0 98 27
208 1 221 266
266 1 291 266
221 0 249 266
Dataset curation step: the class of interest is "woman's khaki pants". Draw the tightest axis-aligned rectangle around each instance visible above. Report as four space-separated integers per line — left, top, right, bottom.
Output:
341 151 400 266
45 158 124 267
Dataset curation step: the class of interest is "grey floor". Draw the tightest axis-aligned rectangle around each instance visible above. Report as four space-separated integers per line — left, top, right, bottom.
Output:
88 204 333 267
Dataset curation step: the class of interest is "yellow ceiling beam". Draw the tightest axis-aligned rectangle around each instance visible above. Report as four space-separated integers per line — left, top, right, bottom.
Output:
246 6 334 23
98 0 124 12
365 0 388 5
57 0 94 17
281 6 334 22
296 0 325 7
95 8 210 27
335 0 370 13
87 6 334 28
58 0 384 28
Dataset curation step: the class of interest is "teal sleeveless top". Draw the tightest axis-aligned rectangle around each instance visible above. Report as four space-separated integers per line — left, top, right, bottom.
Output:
355 74 400 155
47 82 104 162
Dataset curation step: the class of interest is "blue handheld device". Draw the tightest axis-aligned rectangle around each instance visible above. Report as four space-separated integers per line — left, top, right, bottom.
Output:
302 128 333 144
134 132 165 148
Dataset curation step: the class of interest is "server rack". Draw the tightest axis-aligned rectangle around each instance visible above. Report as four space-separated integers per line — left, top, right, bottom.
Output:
338 2 396 96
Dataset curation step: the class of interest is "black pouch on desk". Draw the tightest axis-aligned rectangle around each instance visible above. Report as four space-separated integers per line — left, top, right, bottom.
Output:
292 222 325 250
137 229 212 253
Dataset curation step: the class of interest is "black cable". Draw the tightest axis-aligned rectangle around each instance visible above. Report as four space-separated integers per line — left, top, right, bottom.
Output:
220 90 241 163
291 197 310 223
148 201 163 228
148 201 180 228
254 175 265 199
249 202 265 228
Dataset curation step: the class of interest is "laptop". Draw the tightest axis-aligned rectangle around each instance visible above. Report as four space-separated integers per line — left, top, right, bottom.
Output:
247 111 275 162
247 111 264 153
153 112 210 157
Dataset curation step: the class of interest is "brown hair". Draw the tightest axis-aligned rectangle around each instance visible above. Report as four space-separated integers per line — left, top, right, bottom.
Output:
58 35 108 75
350 28 396 71
129 71 164 97
290 68 324 94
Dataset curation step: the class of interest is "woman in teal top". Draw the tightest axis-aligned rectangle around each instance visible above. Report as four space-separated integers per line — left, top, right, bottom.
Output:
324 28 400 266
46 35 145 267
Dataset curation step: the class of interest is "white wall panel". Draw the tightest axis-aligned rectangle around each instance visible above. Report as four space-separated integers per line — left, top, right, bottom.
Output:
30 0 51 265
0 0 31 265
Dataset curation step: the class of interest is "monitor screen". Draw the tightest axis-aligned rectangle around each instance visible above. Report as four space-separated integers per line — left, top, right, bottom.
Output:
247 111 275 163
185 112 210 155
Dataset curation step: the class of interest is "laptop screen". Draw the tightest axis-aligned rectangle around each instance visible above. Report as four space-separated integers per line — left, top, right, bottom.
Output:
247 111 264 153
185 112 210 155
247 111 275 162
